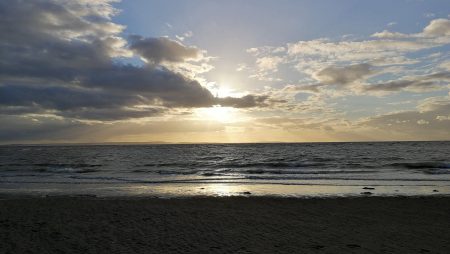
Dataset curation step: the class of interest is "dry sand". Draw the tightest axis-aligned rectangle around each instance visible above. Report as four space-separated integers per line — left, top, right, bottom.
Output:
1 196 449 253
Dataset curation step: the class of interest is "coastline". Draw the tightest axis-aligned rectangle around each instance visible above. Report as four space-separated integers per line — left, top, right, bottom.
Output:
2 182 449 199
1 195 449 253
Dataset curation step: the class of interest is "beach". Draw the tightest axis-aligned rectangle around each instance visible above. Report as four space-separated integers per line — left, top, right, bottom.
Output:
1 196 449 253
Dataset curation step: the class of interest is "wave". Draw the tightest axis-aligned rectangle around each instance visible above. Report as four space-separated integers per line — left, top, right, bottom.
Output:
217 162 327 168
422 168 450 175
132 169 199 175
0 163 102 173
2 177 449 186
137 161 328 169
33 163 102 168
35 167 99 174
245 175 450 182
31 163 102 173
242 169 377 175
386 162 450 170
131 168 377 176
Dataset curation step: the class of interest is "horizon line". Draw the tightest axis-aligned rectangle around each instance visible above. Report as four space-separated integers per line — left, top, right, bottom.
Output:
1 140 449 146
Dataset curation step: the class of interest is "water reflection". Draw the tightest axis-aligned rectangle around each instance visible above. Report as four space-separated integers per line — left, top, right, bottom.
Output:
5 182 448 198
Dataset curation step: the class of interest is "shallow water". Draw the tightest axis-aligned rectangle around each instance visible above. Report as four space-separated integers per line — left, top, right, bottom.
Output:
1 142 449 197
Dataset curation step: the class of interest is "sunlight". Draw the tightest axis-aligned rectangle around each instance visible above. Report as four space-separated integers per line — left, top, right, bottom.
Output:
215 85 234 98
193 83 243 123
208 82 244 98
209 184 233 196
196 106 235 122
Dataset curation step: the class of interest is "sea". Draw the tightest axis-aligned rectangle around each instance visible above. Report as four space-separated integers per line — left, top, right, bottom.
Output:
1 142 449 198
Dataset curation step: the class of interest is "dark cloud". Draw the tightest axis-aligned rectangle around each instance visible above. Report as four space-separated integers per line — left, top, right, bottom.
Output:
217 95 276 108
61 107 166 121
315 63 373 85
0 115 89 143
362 72 450 93
0 0 278 124
215 94 287 108
79 65 216 108
0 85 167 120
0 115 226 143
129 36 201 64
0 85 139 110
282 84 322 94
363 80 436 92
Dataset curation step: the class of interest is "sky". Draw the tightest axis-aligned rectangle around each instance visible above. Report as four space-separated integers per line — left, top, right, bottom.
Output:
0 0 449 144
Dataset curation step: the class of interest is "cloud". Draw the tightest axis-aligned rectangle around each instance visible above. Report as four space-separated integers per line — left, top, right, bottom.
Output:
417 119 429 125
247 18 450 82
439 61 450 71
362 72 450 93
245 18 450 100
423 18 450 37
254 117 337 131
0 84 168 120
387 22 397 27
359 96 450 139
363 80 437 93
175 31 193 42
282 84 322 94
247 56 285 81
371 18 450 38
314 63 373 85
216 95 285 108
0 115 227 143
371 30 410 39
129 35 201 64
287 38 436 62
436 115 450 121
256 56 283 72
0 0 279 123
0 85 138 111
238 17 450 141
0 115 89 143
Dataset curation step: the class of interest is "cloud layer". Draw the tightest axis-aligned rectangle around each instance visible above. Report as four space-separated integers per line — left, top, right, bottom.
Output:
0 0 274 125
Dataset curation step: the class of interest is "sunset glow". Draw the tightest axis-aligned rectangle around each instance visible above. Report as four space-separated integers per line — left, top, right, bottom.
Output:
0 0 449 144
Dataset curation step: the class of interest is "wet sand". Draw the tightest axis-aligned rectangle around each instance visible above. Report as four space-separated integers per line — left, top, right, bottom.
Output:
1 196 449 253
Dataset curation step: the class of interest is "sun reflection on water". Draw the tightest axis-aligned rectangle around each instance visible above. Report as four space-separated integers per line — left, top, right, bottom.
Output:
206 184 235 196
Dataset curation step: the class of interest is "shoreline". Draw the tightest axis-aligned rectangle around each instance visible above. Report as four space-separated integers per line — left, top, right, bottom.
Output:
1 192 450 200
1 180 449 198
2 196 450 253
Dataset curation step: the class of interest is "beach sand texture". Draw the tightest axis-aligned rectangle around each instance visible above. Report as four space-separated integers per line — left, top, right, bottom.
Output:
1 196 449 253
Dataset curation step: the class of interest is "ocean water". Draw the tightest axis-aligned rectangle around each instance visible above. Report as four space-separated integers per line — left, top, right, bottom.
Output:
1 142 450 197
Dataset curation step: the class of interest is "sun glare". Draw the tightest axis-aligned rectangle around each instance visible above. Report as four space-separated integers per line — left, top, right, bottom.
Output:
197 106 234 122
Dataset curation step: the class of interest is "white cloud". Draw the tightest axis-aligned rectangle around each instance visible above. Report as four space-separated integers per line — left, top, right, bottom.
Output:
244 18 450 99
256 56 283 72
438 61 450 71
176 31 194 41
423 18 450 36
436 115 450 121
417 119 429 125
371 30 410 39
387 22 397 27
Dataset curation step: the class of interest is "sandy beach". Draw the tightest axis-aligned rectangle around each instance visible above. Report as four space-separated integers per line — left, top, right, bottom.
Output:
1 196 449 253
